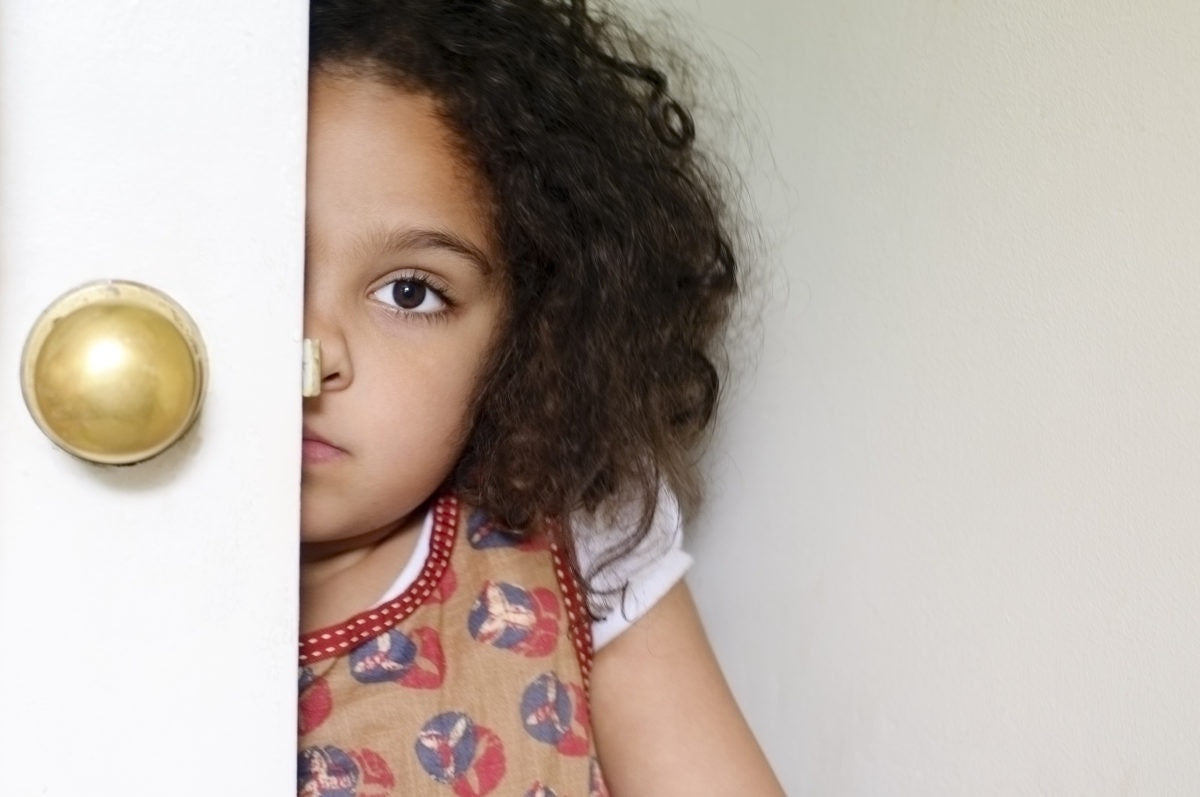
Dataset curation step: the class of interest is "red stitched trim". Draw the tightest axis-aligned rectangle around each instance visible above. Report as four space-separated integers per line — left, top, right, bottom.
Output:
550 531 595 693
298 494 459 665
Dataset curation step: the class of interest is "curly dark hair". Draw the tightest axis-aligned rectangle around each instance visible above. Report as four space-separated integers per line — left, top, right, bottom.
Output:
310 0 739 578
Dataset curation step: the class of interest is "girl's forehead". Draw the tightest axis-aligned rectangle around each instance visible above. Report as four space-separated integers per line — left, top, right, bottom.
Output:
308 74 467 180
306 74 500 266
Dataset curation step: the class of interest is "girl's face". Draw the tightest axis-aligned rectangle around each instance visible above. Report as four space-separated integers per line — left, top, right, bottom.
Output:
301 73 504 551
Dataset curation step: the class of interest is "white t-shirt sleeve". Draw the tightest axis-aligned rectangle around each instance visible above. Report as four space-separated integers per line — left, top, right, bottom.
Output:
573 487 692 650
375 489 692 651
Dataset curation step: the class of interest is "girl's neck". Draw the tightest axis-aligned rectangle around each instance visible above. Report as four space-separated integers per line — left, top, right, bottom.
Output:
299 510 426 634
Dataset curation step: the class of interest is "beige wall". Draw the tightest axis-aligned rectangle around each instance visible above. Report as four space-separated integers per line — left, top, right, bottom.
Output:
638 1 1200 792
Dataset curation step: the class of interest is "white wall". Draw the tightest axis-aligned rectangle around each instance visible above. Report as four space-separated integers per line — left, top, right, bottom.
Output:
639 1 1200 793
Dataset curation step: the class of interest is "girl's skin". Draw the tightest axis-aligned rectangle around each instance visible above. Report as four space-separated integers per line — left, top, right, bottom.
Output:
301 72 785 795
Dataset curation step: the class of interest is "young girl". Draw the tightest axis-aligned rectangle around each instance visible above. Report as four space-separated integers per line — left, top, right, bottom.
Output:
298 1 784 794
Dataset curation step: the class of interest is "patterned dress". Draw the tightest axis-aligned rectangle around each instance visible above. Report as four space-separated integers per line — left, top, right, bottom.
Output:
298 494 608 797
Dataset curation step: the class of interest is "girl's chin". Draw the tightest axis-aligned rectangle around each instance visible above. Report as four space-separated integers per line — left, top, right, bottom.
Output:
298 511 422 556
298 533 361 561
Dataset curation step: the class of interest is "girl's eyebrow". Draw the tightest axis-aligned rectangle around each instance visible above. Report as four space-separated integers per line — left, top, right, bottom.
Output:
366 226 496 277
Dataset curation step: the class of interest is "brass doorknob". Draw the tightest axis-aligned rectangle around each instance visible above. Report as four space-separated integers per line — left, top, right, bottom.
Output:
21 280 207 465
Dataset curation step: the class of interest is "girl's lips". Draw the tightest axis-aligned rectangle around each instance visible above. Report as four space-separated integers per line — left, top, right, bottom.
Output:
302 439 345 464
302 429 345 464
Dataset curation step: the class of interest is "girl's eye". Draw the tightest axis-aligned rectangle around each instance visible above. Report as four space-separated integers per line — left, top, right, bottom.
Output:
371 278 448 314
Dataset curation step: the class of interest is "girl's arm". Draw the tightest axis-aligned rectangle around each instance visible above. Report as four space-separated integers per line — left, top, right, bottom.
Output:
590 581 786 795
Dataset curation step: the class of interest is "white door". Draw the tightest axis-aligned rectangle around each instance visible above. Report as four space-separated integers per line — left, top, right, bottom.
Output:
0 3 307 793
